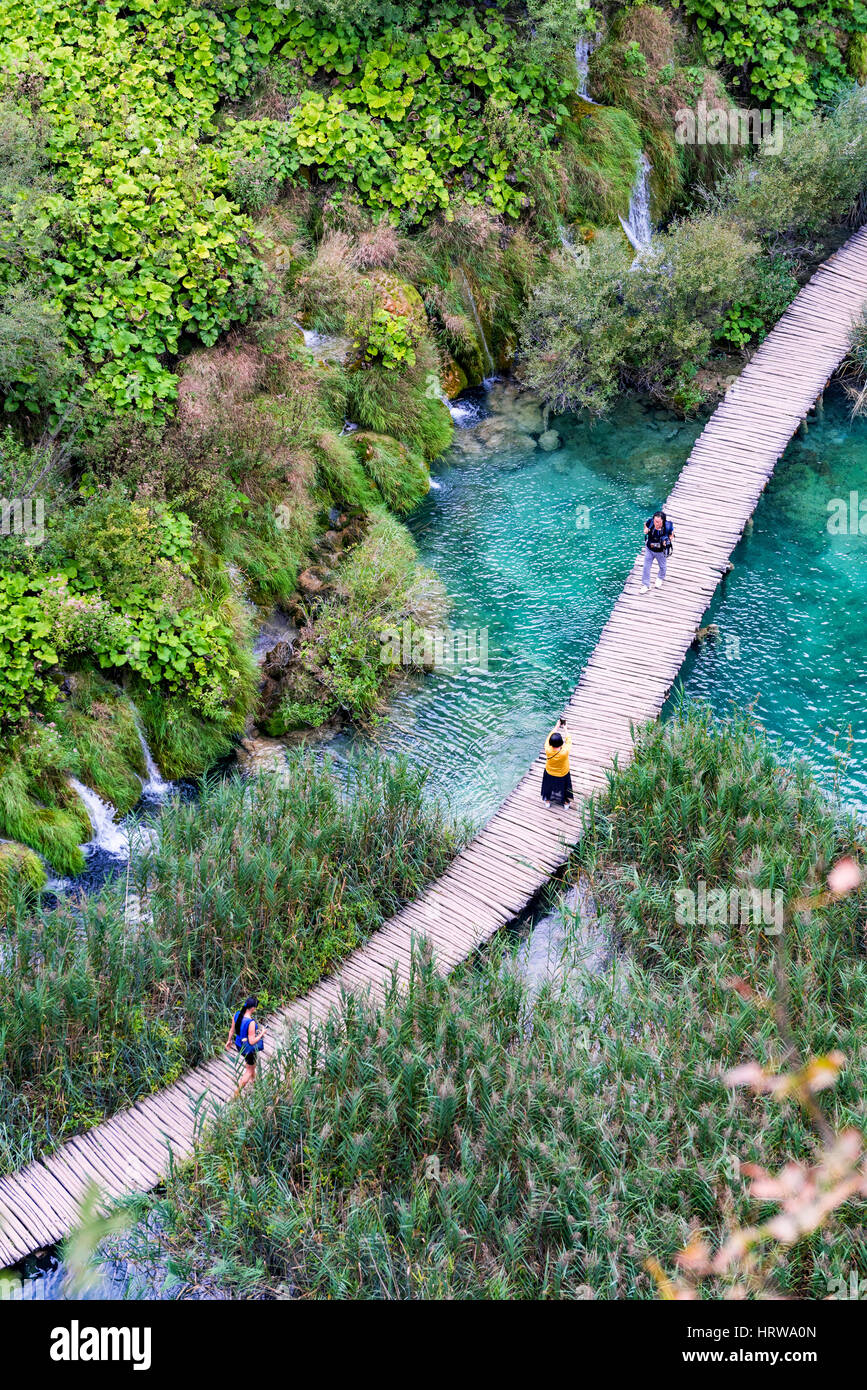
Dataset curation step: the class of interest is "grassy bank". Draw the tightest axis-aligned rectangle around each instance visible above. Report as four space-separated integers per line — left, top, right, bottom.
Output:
115 708 867 1299
0 754 464 1172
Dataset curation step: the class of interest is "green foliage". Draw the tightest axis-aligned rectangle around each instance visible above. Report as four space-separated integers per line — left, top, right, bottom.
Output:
53 672 146 815
0 1 574 419
0 755 463 1168
353 304 417 370
716 253 799 349
343 339 453 458
0 571 63 724
519 218 757 416
351 431 430 514
276 510 446 728
0 841 47 916
679 0 867 117
717 90 867 247
556 109 645 228
0 739 88 875
43 492 252 719
0 282 78 416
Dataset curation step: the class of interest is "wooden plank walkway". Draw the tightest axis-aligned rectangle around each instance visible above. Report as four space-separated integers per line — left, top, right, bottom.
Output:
3 226 867 1268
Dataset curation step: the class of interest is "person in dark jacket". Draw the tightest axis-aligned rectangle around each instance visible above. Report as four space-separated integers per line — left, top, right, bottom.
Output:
640 509 674 592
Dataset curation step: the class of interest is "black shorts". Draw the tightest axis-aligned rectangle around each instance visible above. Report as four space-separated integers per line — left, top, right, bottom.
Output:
237 1049 257 1067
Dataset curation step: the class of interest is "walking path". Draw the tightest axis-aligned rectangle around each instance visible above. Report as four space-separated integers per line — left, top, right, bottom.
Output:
3 226 867 1268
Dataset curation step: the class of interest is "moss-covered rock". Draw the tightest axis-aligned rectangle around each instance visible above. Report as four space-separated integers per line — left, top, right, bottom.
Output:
0 840 47 912
440 352 468 399
370 271 428 337
351 432 430 515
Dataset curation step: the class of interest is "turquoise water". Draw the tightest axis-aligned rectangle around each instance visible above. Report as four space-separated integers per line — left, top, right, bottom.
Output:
675 389 867 816
335 395 702 824
338 385 867 826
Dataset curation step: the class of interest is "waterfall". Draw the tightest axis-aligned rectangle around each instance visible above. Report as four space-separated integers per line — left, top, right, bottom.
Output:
574 32 598 101
68 778 130 858
619 152 653 253
131 708 171 798
459 267 496 379
448 397 483 428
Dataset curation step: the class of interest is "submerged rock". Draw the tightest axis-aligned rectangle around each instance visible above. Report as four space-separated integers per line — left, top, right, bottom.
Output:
538 429 561 451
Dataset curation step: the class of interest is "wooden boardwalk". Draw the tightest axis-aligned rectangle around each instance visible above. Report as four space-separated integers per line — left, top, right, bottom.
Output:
3 227 867 1268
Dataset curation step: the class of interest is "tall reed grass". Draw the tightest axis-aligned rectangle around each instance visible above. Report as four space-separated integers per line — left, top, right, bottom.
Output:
118 709 867 1299
0 755 463 1171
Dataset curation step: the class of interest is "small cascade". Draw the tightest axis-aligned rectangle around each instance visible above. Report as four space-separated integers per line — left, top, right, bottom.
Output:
619 152 653 254
459 267 496 379
131 714 170 800
574 31 598 101
448 398 482 427
68 778 129 859
297 322 352 363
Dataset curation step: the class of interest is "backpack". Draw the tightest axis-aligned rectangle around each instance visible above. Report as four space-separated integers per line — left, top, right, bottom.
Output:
647 515 673 553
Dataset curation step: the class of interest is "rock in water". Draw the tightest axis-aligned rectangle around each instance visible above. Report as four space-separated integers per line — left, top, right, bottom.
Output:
538 429 561 451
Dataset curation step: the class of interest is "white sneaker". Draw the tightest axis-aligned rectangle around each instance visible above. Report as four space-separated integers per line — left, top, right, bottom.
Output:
655 577 663 589
640 583 649 594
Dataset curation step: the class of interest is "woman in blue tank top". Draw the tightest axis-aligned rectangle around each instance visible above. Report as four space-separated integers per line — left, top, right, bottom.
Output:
225 995 265 1097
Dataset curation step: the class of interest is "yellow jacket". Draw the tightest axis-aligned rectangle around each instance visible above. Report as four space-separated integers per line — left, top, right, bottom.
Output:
544 730 571 777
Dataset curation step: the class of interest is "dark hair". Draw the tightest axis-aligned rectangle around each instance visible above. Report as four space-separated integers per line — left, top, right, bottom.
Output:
653 510 666 524
549 731 563 747
235 995 258 1030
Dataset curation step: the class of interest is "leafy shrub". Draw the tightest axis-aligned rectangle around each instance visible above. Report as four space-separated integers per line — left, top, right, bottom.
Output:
0 571 64 724
0 283 78 416
717 90 867 247
519 217 757 415
0 0 574 418
716 253 799 349
278 510 446 727
352 304 417 370
680 0 867 116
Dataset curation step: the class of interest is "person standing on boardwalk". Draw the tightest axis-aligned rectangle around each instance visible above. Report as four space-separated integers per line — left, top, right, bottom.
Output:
541 717 574 809
226 995 265 1097
640 509 674 593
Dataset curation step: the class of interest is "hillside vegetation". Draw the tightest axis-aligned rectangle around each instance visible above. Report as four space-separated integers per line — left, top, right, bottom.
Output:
1 0 867 874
